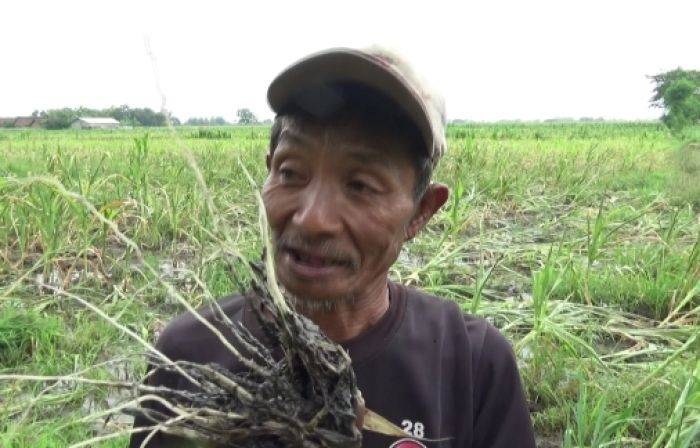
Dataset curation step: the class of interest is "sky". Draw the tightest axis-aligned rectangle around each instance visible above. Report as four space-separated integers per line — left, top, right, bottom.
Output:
1 0 698 122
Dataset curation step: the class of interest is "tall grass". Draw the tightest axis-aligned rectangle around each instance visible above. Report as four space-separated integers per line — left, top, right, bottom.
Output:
1 122 698 446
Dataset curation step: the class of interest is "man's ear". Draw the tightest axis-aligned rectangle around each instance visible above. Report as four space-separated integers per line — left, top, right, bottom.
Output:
405 183 449 241
266 153 272 170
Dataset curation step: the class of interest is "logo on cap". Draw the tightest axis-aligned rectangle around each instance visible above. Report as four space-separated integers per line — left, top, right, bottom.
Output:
389 438 427 448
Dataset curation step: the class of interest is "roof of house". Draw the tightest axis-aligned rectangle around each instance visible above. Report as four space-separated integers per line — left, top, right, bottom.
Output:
14 117 39 127
76 117 120 125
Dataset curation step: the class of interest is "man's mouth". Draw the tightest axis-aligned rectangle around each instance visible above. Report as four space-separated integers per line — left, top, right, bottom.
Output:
285 247 351 269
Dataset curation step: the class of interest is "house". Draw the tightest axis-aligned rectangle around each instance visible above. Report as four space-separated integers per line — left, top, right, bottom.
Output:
71 117 120 130
0 116 43 128
14 117 42 128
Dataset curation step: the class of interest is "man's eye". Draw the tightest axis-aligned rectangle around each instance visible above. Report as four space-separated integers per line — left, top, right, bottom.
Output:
279 168 298 181
348 180 372 193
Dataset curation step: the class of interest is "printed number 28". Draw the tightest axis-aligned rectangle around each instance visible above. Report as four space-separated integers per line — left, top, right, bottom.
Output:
401 420 425 438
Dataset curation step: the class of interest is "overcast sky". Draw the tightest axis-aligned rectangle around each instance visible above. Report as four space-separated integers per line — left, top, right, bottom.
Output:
1 0 698 122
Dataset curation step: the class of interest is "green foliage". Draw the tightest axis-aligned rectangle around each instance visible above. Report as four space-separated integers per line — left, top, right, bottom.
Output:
650 68 700 132
0 123 697 445
38 105 170 129
42 108 78 130
563 379 634 447
650 69 700 107
651 359 700 448
185 116 229 126
0 307 63 367
189 128 233 139
236 108 258 125
1 421 128 448
671 142 700 209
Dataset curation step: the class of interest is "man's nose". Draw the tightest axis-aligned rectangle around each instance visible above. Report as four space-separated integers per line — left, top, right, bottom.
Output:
292 183 343 237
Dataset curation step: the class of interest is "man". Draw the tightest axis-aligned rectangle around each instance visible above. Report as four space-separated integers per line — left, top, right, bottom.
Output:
130 47 536 447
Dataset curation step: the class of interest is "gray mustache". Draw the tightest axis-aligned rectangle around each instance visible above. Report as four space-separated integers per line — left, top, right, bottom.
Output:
275 234 360 269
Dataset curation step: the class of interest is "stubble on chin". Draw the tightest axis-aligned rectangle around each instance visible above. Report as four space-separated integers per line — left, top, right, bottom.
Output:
281 286 356 314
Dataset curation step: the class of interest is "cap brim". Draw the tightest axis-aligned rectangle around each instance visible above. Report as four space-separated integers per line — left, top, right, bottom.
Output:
267 48 433 155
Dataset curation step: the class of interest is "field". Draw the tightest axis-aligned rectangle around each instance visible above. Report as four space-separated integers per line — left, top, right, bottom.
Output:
0 122 698 447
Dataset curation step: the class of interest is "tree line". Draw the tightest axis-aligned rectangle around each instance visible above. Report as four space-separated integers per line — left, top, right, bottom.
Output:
183 109 272 126
29 106 173 130
4 72 697 131
3 107 266 130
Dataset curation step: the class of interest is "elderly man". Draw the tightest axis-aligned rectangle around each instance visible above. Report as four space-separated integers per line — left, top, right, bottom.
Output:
130 47 536 448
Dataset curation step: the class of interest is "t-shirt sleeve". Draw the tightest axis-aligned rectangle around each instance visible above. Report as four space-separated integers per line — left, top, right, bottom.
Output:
472 323 536 447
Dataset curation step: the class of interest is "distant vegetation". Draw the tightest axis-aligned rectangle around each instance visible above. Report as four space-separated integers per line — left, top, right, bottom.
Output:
188 128 233 139
650 68 700 133
1 107 271 130
236 108 259 125
182 109 261 126
33 105 174 130
185 110 269 127
185 116 230 126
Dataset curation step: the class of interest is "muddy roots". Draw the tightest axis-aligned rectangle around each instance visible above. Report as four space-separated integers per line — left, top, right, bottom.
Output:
130 261 362 448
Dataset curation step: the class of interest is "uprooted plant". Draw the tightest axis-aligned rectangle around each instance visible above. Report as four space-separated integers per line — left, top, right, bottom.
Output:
126 259 365 447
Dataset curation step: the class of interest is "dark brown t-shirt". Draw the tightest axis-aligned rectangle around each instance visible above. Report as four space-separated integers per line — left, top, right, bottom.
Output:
129 282 536 447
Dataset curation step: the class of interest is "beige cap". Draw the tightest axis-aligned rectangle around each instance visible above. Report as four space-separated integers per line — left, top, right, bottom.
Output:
267 47 446 168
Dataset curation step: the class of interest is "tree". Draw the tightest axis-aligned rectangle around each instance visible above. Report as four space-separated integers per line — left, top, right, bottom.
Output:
130 107 167 127
41 108 78 130
236 108 258 125
650 68 700 132
210 116 229 125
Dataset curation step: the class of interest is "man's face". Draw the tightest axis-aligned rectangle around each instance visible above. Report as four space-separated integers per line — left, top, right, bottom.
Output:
262 116 420 305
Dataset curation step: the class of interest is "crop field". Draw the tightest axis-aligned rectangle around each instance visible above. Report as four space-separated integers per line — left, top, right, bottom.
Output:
0 123 698 447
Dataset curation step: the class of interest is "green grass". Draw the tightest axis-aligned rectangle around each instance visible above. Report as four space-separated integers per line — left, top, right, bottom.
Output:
1 122 698 446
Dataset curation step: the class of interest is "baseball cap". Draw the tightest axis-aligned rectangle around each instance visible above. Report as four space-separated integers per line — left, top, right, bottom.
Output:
267 47 446 168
